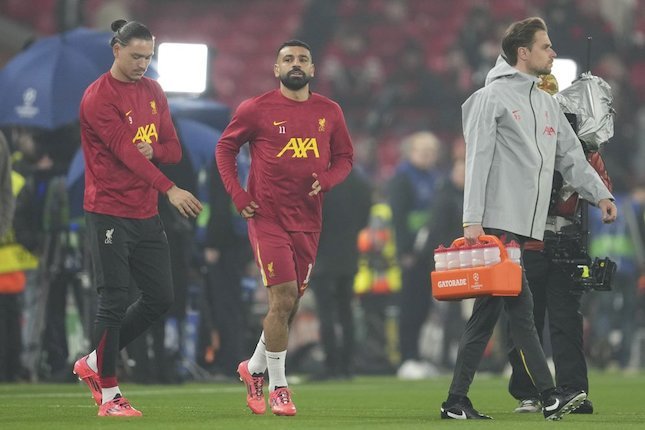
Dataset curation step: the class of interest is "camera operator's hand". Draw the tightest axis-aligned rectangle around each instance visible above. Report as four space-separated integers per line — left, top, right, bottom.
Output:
598 198 618 223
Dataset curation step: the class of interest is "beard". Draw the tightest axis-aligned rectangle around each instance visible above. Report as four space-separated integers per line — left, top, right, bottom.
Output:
280 69 311 90
533 61 553 76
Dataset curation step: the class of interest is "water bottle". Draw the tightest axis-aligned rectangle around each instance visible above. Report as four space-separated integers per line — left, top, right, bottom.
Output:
483 242 501 266
506 240 521 265
433 245 448 271
459 244 473 269
446 245 460 270
471 243 485 267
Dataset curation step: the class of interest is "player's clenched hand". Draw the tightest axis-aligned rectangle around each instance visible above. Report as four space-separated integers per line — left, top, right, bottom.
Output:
241 201 259 219
136 142 153 160
166 185 203 218
309 172 322 196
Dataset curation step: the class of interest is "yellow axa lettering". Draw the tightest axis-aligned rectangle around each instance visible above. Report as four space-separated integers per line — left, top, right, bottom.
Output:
132 123 159 144
276 137 320 158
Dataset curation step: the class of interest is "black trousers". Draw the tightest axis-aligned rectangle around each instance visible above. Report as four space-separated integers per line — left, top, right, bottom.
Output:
86 213 174 383
311 273 355 376
199 241 251 376
508 249 588 399
0 294 22 381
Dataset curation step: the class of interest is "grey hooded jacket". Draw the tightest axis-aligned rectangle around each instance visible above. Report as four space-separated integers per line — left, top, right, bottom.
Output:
462 57 613 240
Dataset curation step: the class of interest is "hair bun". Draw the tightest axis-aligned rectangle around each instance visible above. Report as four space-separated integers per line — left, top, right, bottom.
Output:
110 19 127 32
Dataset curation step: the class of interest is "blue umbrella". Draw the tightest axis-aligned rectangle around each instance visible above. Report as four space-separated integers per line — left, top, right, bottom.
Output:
0 27 158 129
0 37 102 129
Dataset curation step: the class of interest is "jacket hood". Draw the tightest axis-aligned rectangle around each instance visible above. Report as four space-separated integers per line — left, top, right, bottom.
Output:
485 55 538 86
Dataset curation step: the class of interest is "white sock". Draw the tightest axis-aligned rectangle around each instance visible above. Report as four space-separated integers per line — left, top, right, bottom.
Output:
86 350 98 373
266 350 287 391
248 332 267 374
101 386 122 404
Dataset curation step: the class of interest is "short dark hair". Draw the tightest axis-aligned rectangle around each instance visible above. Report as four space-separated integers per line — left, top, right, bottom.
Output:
276 39 312 59
501 17 547 66
110 19 154 47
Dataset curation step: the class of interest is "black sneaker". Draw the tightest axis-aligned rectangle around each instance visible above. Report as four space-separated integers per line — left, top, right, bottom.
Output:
542 388 587 420
571 399 594 414
440 396 493 420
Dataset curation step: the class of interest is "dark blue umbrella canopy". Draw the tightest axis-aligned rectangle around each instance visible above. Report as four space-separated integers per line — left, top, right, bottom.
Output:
0 36 102 129
0 27 158 129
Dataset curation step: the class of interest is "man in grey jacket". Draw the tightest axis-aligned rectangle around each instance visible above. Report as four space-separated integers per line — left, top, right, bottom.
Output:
440 17 617 421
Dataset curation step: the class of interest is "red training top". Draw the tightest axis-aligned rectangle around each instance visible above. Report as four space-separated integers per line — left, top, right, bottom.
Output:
216 89 353 232
80 73 180 218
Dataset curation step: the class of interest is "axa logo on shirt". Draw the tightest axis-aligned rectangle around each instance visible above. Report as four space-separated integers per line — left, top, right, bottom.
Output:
132 123 159 144
543 125 556 136
277 137 320 158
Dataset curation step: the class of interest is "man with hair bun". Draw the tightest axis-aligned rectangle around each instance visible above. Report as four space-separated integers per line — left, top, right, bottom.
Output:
73 19 202 417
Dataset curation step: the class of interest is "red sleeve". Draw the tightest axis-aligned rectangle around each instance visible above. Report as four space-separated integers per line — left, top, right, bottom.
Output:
150 82 181 164
588 152 612 192
83 91 174 193
316 103 353 192
215 99 255 212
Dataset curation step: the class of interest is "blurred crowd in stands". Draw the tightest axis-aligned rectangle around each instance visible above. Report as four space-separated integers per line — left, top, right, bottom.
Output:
0 0 643 383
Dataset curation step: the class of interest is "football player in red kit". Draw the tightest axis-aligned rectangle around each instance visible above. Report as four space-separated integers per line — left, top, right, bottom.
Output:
74 19 201 417
216 40 353 416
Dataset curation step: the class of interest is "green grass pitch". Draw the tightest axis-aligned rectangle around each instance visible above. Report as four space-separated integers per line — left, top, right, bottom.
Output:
1 370 643 429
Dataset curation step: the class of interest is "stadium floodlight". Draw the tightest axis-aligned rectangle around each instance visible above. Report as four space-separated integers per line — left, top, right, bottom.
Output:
157 43 208 94
551 58 577 92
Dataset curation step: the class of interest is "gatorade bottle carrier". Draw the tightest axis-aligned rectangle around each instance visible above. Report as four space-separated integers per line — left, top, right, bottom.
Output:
431 235 521 301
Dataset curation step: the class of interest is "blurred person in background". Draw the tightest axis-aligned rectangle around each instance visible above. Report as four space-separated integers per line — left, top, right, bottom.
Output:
0 131 13 239
389 131 443 379
309 168 371 381
216 40 353 416
422 157 467 369
11 125 78 383
125 138 199 384
73 19 202 417
442 17 616 420
200 149 254 378
0 130 35 382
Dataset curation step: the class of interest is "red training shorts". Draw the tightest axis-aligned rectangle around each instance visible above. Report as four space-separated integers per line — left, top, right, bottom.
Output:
248 215 319 296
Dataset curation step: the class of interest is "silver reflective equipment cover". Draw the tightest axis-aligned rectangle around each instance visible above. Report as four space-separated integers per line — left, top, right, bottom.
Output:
554 72 615 150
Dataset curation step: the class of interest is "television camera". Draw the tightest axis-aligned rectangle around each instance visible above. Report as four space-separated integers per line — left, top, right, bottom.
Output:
543 225 616 292
542 105 617 292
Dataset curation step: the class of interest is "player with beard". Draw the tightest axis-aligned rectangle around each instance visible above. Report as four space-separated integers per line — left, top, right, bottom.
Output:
216 40 353 416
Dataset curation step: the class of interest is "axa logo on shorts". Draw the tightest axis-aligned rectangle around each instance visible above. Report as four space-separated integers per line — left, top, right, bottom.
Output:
105 228 114 244
437 278 468 288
